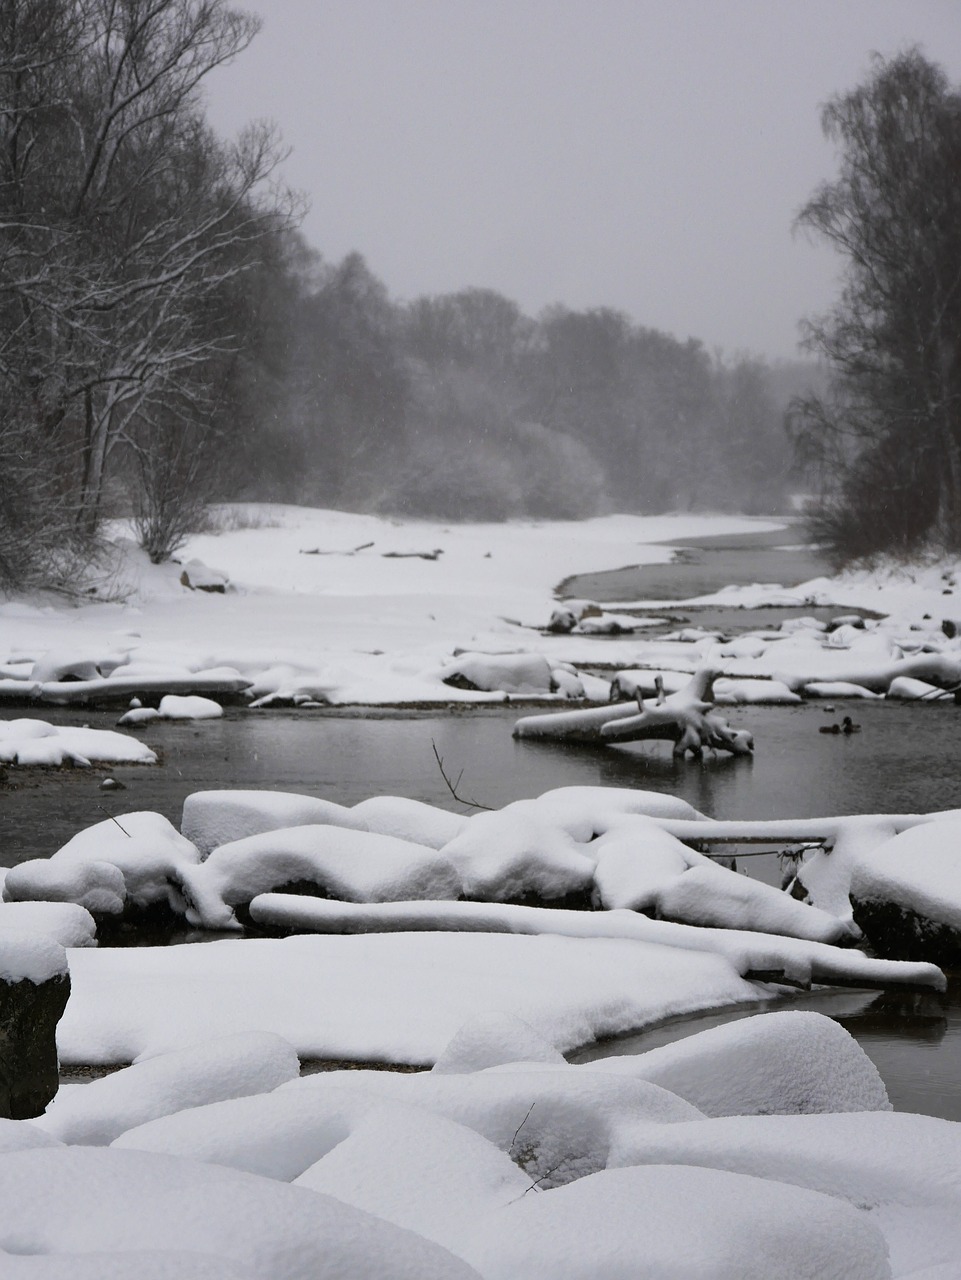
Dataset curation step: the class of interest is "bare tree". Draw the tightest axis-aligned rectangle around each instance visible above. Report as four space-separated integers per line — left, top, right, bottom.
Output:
791 50 961 560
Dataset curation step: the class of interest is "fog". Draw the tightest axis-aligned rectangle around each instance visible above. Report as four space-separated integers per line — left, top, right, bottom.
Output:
204 0 961 359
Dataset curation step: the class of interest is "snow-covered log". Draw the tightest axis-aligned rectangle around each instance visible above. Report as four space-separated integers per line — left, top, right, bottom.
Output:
513 668 754 758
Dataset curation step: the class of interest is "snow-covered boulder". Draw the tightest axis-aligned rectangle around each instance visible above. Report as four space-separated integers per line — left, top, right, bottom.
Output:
432 1013 567 1074
0 901 97 948
351 795 467 850
121 1065 702 1190
0 1147 477 1279
4 860 127 916
157 694 224 720
439 807 595 904
37 1031 301 1146
440 651 556 695
850 817 961 964
179 826 464 929
589 817 856 945
0 718 156 767
294 1103 530 1252
583 1011 891 1117
455 1163 890 1280
179 559 230 592
612 1109 961 1278
5 812 200 920
182 789 367 858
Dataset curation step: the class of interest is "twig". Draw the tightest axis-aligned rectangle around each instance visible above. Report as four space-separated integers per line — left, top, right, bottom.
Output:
97 805 131 837
508 1102 536 1160
431 741 493 810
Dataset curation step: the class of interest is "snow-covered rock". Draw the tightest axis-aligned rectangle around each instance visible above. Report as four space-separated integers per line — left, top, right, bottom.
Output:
5 812 200 918
440 651 556 695
351 795 467 849
181 789 366 857
37 1031 301 1146
439 807 595 903
455 1163 890 1280
0 901 97 948
0 718 156 766
583 1010 891 1116
0 1147 477 1279
179 826 464 930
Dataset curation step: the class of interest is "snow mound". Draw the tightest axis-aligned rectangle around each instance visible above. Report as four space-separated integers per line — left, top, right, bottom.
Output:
0 717 156 766
294 1102 530 1252
181 789 366 857
585 1011 891 1116
439 808 595 903
36 1031 301 1146
432 1013 567 1074
613 1109 961 1279
0 901 97 948
179 826 463 930
118 694 224 724
456 1163 891 1280
5 812 199 917
121 1065 701 1191
0 1147 478 1279
4 859 127 916
351 795 467 849
0 930 67 983
439 651 556 694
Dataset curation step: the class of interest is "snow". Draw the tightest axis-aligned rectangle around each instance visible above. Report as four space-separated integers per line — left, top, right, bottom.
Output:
5 506 961 1273
850 818 961 928
583 1009 892 1116
180 825 464 929
0 717 156 766
612 1110 961 1279
438 807 595 903
293 1102 530 1252
4 811 200 917
432 1013 568 1074
181 788 367 857
55 932 761 1065
0 508 782 709
0 930 67 983
0 901 97 949
0 1147 478 1279
35 1032 301 1146
455 1164 891 1280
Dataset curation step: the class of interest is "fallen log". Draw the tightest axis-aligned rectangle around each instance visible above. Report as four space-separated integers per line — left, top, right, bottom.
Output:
513 668 753 758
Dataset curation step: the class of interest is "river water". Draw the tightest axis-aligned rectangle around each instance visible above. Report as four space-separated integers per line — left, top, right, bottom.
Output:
6 523 961 1115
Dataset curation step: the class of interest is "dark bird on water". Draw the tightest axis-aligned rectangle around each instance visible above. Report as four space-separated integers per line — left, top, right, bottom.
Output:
819 716 861 735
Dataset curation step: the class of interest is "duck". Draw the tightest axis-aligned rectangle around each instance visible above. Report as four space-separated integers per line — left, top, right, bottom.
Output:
819 716 861 735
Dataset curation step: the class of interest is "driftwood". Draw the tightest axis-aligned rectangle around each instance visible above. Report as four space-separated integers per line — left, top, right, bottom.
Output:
513 668 753 758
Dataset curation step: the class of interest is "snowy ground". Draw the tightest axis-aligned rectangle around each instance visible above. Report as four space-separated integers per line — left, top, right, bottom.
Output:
4 505 961 1276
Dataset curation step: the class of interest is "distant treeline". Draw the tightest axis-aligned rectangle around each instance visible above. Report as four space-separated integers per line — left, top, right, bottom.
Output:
0 0 818 591
243 249 817 524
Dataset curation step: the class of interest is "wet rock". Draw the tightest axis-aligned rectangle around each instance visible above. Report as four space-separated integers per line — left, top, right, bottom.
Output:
0 966 70 1119
852 895 961 967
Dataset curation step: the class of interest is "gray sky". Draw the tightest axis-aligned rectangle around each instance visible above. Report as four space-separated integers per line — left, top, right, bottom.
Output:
205 0 961 360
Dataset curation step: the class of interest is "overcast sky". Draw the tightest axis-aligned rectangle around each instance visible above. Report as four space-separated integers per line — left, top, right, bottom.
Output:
205 0 961 361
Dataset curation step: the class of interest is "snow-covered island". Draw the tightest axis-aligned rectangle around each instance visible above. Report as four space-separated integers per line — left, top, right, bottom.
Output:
4 505 961 1277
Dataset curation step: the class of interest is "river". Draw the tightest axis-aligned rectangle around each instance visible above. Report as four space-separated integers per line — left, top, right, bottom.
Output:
6 521 961 1116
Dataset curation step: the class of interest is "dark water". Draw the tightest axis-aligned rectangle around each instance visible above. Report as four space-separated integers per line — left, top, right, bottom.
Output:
5 698 961 866
560 526 831 603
